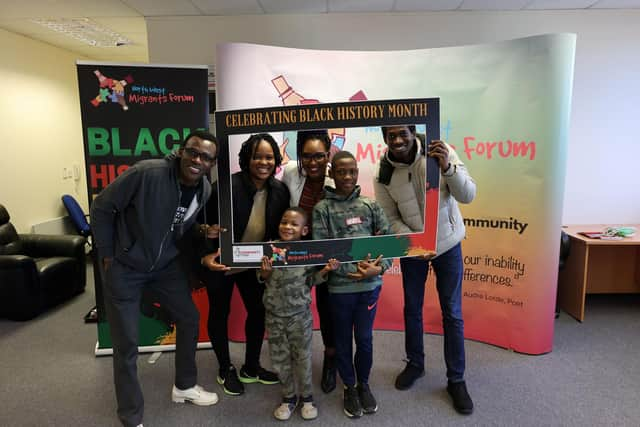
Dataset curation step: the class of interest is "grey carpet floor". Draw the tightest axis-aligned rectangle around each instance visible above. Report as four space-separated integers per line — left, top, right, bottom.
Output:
1 267 639 427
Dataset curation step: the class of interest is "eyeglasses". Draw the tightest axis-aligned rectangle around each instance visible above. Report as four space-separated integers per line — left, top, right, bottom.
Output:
301 152 328 162
183 147 216 163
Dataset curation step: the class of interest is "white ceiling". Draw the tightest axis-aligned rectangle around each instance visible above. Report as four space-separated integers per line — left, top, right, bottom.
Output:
1 0 639 62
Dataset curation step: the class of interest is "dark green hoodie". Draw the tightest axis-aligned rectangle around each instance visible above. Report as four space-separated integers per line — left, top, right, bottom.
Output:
312 185 392 294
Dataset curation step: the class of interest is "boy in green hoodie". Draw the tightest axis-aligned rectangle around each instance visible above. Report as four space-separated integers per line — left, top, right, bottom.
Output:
312 150 392 419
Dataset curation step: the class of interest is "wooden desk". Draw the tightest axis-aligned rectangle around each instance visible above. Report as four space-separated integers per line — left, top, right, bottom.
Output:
558 225 640 321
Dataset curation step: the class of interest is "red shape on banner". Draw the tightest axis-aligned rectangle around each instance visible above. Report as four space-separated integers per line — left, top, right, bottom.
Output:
349 90 367 101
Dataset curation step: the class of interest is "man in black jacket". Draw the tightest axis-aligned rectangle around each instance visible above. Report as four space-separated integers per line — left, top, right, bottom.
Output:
91 130 220 427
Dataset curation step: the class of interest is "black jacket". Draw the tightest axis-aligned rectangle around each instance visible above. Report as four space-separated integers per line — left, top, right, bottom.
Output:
91 157 211 272
205 171 290 249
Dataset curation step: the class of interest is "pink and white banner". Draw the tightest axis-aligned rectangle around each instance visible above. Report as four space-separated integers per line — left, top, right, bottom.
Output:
216 34 575 354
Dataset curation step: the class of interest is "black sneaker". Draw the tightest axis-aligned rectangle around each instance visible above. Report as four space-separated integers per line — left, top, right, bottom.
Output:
394 362 425 390
343 385 363 418
447 380 474 415
239 365 279 385
217 365 244 396
320 354 337 393
357 382 378 414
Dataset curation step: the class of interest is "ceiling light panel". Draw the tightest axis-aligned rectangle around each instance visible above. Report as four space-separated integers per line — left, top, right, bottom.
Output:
30 18 134 47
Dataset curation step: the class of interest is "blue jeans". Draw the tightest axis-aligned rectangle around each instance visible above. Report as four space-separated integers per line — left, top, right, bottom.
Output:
330 286 381 386
400 243 465 382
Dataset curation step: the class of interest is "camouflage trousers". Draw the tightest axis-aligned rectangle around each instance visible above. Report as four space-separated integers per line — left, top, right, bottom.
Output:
265 309 313 398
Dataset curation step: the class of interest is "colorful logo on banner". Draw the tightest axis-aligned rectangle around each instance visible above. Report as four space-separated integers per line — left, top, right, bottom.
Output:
90 68 199 113
269 243 327 265
273 74 368 158
270 244 288 264
90 69 134 111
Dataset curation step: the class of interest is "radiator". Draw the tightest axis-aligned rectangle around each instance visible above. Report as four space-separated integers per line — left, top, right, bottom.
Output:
30 216 76 235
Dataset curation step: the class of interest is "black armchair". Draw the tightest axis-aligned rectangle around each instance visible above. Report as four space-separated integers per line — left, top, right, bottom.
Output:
0 204 87 320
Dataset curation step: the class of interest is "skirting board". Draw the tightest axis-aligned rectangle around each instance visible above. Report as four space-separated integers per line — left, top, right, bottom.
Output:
95 341 213 356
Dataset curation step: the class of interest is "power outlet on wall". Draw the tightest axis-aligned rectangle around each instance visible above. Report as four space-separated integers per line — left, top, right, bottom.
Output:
62 167 73 180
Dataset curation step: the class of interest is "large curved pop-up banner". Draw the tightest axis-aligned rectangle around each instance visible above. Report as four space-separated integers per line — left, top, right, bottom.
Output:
216 34 575 355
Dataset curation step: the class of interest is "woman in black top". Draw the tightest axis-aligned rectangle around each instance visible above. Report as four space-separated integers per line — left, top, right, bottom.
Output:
202 133 290 396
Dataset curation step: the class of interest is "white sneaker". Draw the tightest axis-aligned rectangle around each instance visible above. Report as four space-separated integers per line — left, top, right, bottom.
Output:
273 397 298 421
301 401 318 420
171 384 218 406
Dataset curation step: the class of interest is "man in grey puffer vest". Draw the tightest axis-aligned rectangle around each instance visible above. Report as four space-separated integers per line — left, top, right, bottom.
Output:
374 126 476 415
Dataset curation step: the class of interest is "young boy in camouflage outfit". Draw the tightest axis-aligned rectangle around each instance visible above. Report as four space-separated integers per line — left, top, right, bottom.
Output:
312 151 392 419
258 206 339 421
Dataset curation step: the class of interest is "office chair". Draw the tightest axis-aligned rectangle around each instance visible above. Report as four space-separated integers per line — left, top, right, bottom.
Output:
61 194 91 244
61 195 98 322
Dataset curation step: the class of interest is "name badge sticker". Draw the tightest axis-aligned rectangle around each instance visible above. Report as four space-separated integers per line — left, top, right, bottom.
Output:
345 216 363 226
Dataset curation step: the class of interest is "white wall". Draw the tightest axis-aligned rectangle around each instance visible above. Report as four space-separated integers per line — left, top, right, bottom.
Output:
0 29 88 233
146 10 640 225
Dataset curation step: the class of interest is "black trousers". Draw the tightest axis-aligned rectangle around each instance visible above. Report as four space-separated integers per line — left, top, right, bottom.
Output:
102 259 199 427
203 269 266 373
314 281 335 350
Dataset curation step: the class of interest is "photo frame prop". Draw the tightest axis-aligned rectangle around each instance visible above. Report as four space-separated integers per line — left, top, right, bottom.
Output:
214 98 440 267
